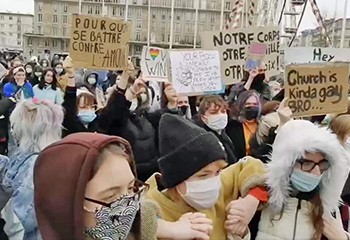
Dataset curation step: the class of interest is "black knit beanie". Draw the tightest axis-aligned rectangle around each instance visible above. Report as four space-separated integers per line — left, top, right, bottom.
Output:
158 114 227 188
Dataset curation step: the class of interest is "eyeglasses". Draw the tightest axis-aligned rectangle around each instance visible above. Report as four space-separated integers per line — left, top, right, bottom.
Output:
295 159 330 172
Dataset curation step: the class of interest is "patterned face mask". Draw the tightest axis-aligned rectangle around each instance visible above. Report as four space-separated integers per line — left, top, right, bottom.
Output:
84 191 141 240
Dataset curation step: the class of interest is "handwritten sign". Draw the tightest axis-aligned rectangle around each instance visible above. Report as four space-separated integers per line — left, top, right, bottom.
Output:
245 42 267 70
70 14 131 70
140 46 168 82
285 63 349 117
284 47 350 65
169 50 222 96
201 26 280 85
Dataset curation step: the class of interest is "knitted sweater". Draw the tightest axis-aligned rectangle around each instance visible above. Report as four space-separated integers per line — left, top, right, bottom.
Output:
33 85 64 105
145 156 266 239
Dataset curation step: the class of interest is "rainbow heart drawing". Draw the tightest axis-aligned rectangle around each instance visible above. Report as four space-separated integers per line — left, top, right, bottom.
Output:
149 48 160 60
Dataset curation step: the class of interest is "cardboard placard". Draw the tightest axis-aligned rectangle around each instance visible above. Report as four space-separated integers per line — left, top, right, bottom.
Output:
169 50 222 96
285 63 349 117
201 26 280 85
245 42 267 70
284 47 350 65
70 14 131 70
140 46 168 82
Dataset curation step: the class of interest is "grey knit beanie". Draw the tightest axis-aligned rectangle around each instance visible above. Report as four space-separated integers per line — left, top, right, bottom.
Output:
158 114 227 188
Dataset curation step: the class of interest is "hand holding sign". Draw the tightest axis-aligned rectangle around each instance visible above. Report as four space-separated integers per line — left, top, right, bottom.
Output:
277 98 293 126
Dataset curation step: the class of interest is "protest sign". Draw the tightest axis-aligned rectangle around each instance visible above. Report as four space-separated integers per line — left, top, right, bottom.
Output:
201 26 280 85
70 14 131 70
284 47 350 65
140 46 168 82
285 63 349 117
245 42 267 70
169 50 222 96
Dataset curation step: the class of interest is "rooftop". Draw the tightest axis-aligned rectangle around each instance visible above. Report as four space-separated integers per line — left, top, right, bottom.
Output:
0 11 34 17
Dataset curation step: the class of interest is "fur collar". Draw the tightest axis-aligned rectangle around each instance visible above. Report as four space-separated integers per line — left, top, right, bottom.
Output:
267 120 347 213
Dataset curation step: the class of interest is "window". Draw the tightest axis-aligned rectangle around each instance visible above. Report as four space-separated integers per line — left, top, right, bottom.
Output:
120 8 125 16
38 26 42 34
63 4 68 13
133 0 138 4
88 6 93 14
211 1 216 9
135 45 142 53
38 14 43 22
152 14 156 19
136 21 142 29
17 34 21 39
162 14 165 20
9 16 13 20
9 33 13 36
136 9 142 19
175 35 179 43
161 33 165 42
52 27 58 36
9 24 13 29
161 22 165 31
53 3 58 12
135 32 141 41
210 13 215 23
0 16 3 20
175 22 180 32
225 1 231 10
176 15 180 20
112 7 117 16
95 6 101 15
17 40 21 46
45 40 49 47
53 15 58 23
52 40 58 47
63 15 68 24
28 38 33 46
0 24 4 28
63 27 67 36
38 2 43 11
184 35 189 43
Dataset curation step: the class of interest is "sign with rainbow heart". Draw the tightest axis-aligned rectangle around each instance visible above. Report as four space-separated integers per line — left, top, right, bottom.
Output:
141 46 168 82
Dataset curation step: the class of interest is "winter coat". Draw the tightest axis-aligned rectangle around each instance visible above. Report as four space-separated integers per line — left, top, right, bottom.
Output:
145 156 266 239
228 81 271 104
33 84 64 104
2 81 34 100
257 197 344 240
0 98 16 155
259 120 347 239
98 88 178 181
226 119 247 160
80 70 106 109
194 116 238 165
0 152 40 240
62 86 99 137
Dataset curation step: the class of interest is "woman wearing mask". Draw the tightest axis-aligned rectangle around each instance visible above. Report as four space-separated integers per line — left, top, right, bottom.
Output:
39 59 49 69
30 65 43 86
3 67 34 101
257 120 350 240
33 69 64 104
53 62 67 92
34 132 213 240
0 98 64 240
226 90 262 160
80 71 106 110
99 62 180 182
146 114 268 239
194 95 237 165
24 63 34 83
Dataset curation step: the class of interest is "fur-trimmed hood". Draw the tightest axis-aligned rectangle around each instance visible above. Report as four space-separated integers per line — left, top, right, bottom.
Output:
267 120 347 213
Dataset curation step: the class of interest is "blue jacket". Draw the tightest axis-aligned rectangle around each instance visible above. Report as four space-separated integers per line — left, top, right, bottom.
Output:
3 81 34 100
0 152 40 240
33 85 64 105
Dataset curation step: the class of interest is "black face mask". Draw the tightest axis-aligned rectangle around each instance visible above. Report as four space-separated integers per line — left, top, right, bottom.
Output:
244 106 259 120
179 105 188 115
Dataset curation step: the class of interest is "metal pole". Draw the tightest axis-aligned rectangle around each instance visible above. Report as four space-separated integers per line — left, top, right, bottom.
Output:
193 0 199 48
102 0 105 16
220 0 225 30
147 0 151 46
79 0 82 14
331 0 338 47
169 0 175 49
125 0 129 21
340 0 348 48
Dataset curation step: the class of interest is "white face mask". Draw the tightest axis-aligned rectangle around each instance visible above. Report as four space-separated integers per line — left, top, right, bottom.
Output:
26 68 32 74
205 113 228 132
55 68 63 74
87 77 96 85
178 175 221 210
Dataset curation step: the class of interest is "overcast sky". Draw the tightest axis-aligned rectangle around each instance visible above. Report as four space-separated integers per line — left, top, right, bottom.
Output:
0 0 349 31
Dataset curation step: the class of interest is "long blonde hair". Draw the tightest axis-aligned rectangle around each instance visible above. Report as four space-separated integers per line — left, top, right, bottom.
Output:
10 98 64 153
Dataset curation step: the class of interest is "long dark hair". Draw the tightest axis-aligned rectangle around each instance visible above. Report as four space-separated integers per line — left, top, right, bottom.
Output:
38 69 58 90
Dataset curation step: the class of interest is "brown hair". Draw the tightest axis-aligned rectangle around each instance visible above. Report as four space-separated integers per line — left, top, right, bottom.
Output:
329 114 350 145
309 195 324 240
198 95 228 115
93 143 141 240
77 92 96 109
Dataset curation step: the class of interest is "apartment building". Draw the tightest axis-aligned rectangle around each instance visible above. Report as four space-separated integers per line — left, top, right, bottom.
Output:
0 12 34 50
23 0 232 64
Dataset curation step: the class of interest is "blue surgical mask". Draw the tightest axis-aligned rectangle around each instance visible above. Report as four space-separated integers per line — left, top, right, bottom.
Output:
78 110 97 125
290 168 323 193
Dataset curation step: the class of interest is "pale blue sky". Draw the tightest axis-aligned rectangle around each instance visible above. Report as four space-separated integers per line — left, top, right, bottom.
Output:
0 0 348 31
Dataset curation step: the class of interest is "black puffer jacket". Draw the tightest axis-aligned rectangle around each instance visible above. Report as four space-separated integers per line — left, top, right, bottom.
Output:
98 87 178 181
0 98 16 155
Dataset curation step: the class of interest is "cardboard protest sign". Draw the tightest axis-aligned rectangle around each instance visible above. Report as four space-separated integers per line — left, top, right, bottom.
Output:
201 26 280 85
169 50 222 96
70 14 131 70
285 63 349 117
245 42 267 70
140 46 168 82
284 47 350 65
